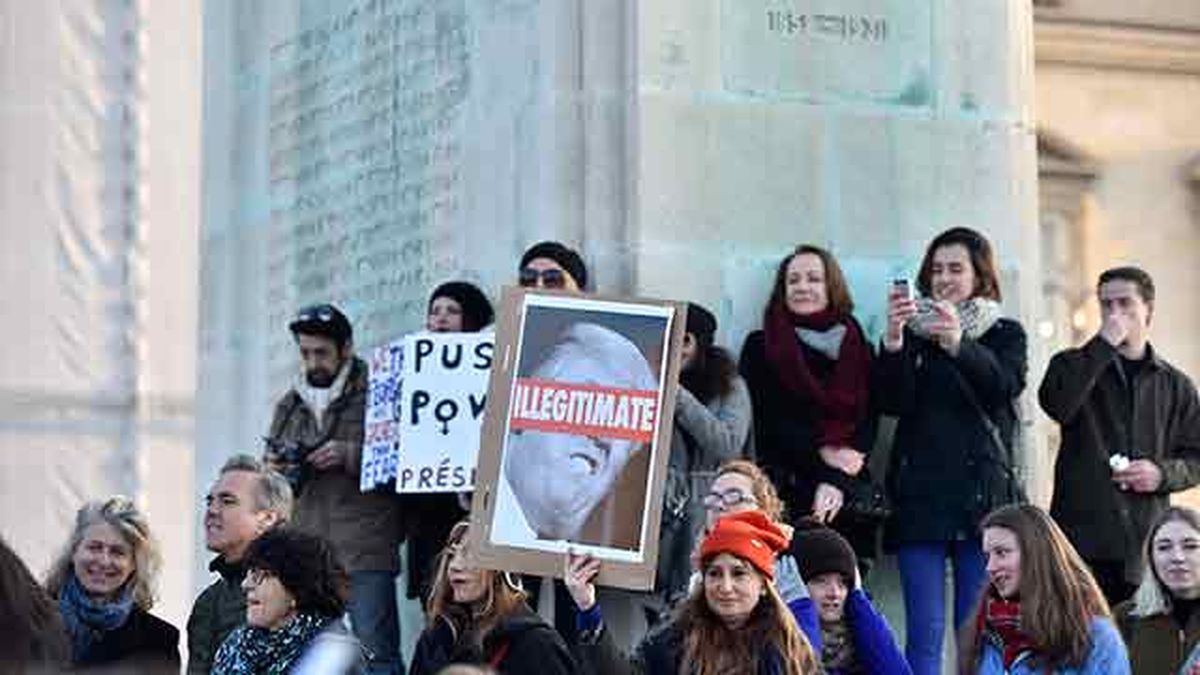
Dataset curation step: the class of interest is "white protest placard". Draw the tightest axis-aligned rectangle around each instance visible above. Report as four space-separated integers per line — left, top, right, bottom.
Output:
360 338 404 492
397 332 493 493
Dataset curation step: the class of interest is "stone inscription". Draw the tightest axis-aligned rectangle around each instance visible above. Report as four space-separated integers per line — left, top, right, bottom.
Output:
265 0 468 379
765 11 887 43
722 0 931 105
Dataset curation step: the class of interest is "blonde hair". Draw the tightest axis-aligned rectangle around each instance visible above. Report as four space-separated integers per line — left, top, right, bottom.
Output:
714 460 785 522
1129 507 1200 618
45 496 161 610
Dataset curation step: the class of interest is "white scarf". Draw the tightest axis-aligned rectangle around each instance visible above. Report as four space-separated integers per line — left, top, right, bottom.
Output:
910 297 1003 341
795 325 848 360
293 358 352 429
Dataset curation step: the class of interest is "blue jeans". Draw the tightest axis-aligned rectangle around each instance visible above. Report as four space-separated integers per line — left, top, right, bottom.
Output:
348 570 403 675
897 540 987 675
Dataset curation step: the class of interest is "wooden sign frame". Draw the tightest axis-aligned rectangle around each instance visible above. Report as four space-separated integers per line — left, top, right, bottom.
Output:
464 286 685 591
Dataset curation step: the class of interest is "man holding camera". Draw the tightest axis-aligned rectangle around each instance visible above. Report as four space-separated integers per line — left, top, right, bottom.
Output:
1040 266 1200 605
267 303 405 674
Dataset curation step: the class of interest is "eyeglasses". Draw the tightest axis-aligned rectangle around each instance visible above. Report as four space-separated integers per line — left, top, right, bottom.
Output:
702 488 758 511
295 305 336 323
518 267 567 289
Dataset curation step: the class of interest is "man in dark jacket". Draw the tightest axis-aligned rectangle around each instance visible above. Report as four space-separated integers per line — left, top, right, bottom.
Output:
1040 266 1200 604
187 454 292 674
267 303 406 674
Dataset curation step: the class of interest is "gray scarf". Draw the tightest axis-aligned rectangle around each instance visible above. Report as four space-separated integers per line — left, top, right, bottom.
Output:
795 324 847 360
909 297 1003 341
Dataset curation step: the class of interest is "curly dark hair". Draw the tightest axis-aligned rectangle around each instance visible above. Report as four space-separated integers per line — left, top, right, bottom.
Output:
242 528 348 619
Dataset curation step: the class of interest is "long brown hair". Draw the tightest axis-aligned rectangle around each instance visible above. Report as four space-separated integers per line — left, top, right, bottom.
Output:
426 521 529 647
677 564 818 675
766 244 855 319
714 460 785 523
960 504 1109 672
0 538 69 668
916 227 1002 301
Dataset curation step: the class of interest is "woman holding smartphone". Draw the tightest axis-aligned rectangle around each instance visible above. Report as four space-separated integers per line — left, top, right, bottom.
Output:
876 227 1028 675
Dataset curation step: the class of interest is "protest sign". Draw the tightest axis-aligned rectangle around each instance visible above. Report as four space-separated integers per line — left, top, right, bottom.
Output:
466 288 685 591
396 332 493 493
360 338 404 492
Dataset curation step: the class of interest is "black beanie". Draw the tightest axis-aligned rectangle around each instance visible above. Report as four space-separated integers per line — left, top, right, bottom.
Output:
428 281 495 332
685 302 718 348
519 241 589 291
792 520 858 584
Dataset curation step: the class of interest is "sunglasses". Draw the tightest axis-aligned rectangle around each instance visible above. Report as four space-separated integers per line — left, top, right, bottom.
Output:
295 305 337 323
518 267 568 289
702 488 758 511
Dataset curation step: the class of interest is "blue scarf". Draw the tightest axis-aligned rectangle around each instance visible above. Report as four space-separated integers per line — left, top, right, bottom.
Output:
211 613 330 674
59 574 134 662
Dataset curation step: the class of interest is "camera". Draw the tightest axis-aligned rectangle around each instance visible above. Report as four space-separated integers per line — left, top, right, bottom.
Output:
263 436 315 494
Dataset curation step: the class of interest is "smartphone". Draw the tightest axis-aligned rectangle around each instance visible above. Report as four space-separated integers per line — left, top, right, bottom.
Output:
891 278 912 301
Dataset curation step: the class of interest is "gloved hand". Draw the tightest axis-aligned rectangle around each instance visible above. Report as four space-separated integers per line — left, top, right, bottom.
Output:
774 553 809 604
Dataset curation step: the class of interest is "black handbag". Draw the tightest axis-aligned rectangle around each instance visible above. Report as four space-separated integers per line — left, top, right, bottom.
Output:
953 371 1029 513
841 469 892 522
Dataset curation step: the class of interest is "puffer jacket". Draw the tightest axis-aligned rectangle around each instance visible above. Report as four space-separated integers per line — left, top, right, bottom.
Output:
408 606 577 675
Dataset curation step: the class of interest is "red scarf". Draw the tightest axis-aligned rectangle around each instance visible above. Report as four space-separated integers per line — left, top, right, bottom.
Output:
763 303 871 447
977 595 1035 668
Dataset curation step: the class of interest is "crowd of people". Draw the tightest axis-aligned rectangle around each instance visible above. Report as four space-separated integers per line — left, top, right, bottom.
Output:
2 228 1200 675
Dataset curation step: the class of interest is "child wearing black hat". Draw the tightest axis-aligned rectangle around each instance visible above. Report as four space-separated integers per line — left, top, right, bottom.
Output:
792 521 909 675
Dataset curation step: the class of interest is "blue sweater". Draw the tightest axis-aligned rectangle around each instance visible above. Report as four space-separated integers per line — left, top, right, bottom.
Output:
825 589 910 675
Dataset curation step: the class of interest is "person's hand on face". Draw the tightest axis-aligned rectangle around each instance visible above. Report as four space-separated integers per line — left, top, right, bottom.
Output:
564 549 601 611
1098 311 1131 349
1112 459 1163 493
812 482 844 524
306 439 347 471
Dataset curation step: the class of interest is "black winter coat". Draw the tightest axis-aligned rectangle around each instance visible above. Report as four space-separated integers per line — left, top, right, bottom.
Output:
576 621 787 675
874 319 1027 546
739 329 876 520
408 607 577 675
74 607 180 673
1041 338 1200 577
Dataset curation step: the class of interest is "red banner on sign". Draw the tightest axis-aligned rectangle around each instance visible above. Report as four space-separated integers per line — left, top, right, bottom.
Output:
509 377 658 442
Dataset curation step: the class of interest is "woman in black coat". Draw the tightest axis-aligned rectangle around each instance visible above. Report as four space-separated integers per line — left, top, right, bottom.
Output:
45 496 179 673
408 521 577 675
739 245 877 568
875 227 1027 675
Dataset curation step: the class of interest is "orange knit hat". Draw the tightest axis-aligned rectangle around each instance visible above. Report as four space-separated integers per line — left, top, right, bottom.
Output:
699 510 791 580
